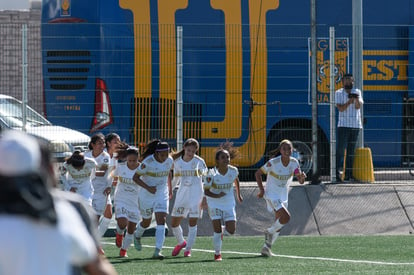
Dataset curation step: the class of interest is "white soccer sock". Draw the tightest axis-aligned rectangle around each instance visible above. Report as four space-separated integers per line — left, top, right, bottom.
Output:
213 232 222 255
186 225 197 250
221 225 230 236
155 225 166 250
268 219 283 234
172 225 185 245
116 224 125 235
271 231 280 245
134 223 146 238
122 232 134 250
98 217 111 237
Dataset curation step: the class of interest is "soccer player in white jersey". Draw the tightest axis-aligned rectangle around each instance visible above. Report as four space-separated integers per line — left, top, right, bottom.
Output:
133 140 173 259
204 143 243 262
84 134 112 246
111 147 141 258
170 138 208 257
104 133 129 205
255 139 306 257
60 151 97 205
105 132 125 178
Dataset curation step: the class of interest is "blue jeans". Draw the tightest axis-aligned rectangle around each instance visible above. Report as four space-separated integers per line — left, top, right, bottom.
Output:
336 127 361 179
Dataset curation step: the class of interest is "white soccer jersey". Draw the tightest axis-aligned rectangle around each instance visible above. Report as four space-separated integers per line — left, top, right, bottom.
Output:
260 156 300 203
113 162 140 207
106 149 118 174
136 155 173 196
61 158 97 202
172 155 207 217
84 150 111 194
136 155 173 217
204 165 239 209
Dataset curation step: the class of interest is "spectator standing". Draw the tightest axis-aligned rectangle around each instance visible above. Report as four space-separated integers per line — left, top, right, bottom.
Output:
335 73 364 182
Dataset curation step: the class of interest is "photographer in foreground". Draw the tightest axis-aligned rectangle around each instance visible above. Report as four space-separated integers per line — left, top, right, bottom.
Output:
335 73 364 182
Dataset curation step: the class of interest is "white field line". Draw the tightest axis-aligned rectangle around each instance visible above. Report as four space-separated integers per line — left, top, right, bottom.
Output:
101 241 414 266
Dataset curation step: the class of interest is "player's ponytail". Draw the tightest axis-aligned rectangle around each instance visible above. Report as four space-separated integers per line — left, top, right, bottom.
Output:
268 139 293 158
171 138 199 160
140 139 161 160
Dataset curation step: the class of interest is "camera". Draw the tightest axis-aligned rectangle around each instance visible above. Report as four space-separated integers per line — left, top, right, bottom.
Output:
348 93 359 99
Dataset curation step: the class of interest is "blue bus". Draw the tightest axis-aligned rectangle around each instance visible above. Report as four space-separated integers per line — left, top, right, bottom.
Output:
41 0 414 177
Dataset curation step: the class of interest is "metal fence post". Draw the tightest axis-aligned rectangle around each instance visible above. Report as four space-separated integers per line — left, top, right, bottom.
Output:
330 26 336 182
176 26 183 151
21 24 28 132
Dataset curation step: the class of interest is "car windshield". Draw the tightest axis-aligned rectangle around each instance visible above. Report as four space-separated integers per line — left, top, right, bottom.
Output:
0 97 51 128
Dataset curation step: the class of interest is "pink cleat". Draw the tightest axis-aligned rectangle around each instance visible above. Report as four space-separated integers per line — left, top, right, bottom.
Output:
119 248 128 258
214 254 222 262
172 241 187 256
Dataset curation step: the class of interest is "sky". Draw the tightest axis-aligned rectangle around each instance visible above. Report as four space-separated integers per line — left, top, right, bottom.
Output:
0 0 30 10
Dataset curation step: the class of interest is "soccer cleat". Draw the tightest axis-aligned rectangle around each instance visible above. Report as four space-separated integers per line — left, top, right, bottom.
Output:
172 240 187 256
115 232 123 248
184 250 191 257
261 245 273 257
214 254 222 261
264 230 273 248
152 248 165 260
119 248 128 258
98 246 105 255
134 237 142 251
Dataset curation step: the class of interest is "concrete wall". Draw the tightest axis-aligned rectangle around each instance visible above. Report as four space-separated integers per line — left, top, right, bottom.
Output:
166 183 414 237
0 9 43 113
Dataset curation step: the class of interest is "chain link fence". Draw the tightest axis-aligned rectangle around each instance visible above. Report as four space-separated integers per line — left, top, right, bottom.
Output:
1 11 414 183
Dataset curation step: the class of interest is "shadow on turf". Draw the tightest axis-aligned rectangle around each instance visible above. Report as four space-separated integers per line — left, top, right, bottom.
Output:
106 256 166 263
162 254 264 263
222 255 264 260
106 254 262 264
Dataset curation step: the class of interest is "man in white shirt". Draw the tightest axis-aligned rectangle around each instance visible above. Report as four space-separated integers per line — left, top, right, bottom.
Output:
335 73 364 182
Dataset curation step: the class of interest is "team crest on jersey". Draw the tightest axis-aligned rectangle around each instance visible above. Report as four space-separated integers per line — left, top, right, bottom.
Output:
206 176 212 183
266 162 272 167
140 163 146 169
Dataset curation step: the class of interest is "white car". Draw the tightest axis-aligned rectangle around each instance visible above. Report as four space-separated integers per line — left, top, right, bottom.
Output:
0 94 90 162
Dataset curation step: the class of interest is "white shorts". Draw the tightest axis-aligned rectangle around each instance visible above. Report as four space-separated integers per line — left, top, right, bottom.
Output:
207 205 236 222
73 188 93 206
171 186 203 218
92 193 112 216
264 194 288 212
171 204 203 219
138 190 169 219
114 200 141 223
